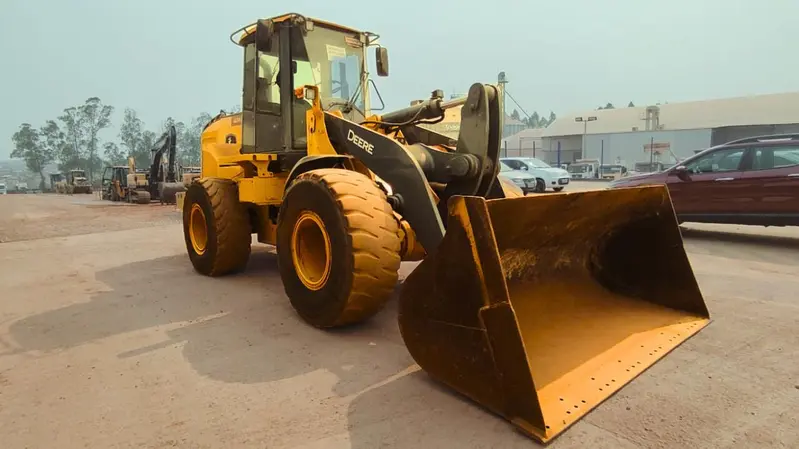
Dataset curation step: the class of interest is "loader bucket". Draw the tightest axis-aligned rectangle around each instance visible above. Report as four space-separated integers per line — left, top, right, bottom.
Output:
398 185 710 444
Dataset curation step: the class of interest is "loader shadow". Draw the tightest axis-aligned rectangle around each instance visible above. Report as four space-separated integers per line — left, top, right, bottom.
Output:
8 249 413 397
680 226 799 248
346 371 541 449
680 226 799 265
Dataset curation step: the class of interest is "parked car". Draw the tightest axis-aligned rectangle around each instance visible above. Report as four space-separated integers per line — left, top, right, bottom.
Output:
500 157 571 192
608 133 799 226
498 160 537 194
0 183 7 195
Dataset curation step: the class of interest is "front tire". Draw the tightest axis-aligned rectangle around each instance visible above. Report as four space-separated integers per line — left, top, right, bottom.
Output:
183 178 252 276
277 169 401 328
534 178 546 193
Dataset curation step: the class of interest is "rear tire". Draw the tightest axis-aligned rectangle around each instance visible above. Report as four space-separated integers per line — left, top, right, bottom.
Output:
277 169 401 328
183 178 252 276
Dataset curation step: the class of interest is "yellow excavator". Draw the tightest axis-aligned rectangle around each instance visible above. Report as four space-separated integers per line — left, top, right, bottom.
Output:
182 13 710 443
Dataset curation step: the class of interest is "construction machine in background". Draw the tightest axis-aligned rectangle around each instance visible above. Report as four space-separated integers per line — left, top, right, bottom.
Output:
100 165 130 201
180 166 201 187
181 13 710 444
48 173 65 193
57 169 92 194
125 125 186 204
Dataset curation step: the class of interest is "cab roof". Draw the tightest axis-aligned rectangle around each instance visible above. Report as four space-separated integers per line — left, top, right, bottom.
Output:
232 13 366 47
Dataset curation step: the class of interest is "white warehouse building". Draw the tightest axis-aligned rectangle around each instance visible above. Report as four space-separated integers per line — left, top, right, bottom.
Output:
506 91 799 169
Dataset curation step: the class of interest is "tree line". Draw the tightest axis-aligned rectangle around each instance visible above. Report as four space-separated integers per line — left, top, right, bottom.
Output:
509 110 558 129
10 96 227 189
596 101 636 110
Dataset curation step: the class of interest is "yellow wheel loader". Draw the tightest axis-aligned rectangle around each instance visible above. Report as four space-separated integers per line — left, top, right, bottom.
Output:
183 13 710 443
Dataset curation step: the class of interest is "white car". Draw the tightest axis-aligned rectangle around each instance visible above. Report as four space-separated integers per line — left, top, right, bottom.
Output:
498 161 537 194
500 157 571 192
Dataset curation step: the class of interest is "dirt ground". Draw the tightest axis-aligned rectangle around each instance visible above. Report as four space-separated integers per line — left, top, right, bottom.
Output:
0 190 797 449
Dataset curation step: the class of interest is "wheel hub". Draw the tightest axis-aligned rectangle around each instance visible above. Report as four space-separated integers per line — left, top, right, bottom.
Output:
189 204 208 255
291 210 332 291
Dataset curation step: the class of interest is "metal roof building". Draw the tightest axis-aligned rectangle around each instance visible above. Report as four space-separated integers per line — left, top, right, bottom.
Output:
535 91 799 168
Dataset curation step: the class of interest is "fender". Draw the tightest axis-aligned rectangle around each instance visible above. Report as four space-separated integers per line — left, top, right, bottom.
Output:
285 154 356 188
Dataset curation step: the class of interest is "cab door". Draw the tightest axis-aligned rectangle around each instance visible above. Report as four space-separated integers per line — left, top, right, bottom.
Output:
666 146 751 217
741 144 799 219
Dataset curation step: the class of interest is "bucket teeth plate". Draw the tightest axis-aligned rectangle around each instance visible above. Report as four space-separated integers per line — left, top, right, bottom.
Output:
398 185 710 443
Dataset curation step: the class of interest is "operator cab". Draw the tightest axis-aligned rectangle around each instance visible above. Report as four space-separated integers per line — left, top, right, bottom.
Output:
232 14 388 168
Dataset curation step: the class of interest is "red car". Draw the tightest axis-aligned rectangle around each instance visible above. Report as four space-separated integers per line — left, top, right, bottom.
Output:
608 134 799 226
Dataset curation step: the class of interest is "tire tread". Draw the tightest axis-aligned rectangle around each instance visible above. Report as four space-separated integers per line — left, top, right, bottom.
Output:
294 169 401 326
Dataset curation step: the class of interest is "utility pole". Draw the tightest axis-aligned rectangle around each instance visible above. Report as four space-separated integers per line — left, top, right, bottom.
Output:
574 116 598 159
497 72 508 138
557 141 561 167
649 136 655 168
600 139 604 170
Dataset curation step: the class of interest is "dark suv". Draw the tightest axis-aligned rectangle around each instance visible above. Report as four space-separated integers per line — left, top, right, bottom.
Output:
608 134 799 226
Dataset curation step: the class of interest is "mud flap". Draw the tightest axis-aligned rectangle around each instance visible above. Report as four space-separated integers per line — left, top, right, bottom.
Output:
398 185 710 444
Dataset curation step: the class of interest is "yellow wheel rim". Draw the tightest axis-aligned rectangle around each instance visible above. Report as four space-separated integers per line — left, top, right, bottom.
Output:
189 203 208 255
291 210 332 291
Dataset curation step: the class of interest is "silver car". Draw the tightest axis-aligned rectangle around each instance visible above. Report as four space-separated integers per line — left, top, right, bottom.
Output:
498 161 537 194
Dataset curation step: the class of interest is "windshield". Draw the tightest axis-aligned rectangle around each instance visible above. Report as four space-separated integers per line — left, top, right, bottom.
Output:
73 171 86 178
304 27 365 113
500 161 513 172
256 25 367 114
568 164 588 173
523 158 550 168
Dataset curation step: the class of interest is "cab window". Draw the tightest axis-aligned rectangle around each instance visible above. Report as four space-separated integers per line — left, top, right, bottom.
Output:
751 146 799 170
504 160 524 170
684 147 745 173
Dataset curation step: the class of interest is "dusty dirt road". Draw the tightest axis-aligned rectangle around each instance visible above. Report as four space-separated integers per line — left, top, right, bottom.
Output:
0 193 797 448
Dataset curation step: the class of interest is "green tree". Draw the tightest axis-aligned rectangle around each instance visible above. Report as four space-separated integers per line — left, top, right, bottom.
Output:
538 116 550 127
11 123 53 190
527 111 540 128
510 109 520 121
119 108 143 159
57 107 85 171
604 102 615 110
78 97 114 180
548 111 557 124
628 101 635 107
132 130 157 169
40 120 69 161
179 112 212 166
103 142 126 165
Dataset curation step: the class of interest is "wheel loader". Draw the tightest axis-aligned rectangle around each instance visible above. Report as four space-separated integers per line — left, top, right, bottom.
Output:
126 125 186 204
182 13 710 444
61 169 92 194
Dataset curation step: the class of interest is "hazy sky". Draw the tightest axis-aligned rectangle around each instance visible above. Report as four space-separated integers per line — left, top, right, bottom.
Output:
2 0 798 159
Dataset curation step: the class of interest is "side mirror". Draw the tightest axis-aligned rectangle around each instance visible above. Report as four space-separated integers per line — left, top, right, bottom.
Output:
375 47 389 77
521 166 528 171
673 165 690 181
